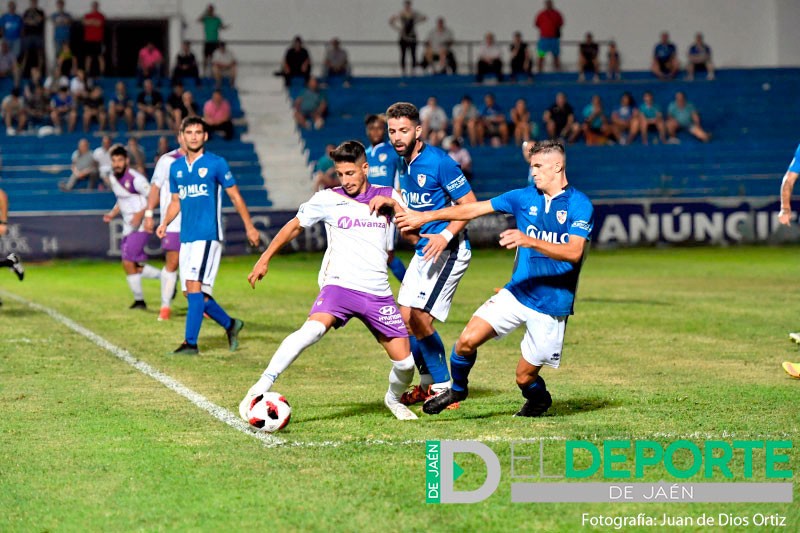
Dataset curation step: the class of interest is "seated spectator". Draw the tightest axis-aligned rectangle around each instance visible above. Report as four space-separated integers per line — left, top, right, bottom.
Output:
606 40 621 80
686 32 714 81
421 17 456 74
476 32 503 83
59 138 98 190
0 41 20 86
578 32 599 82
166 81 187 129
153 135 170 164
181 90 200 119
312 144 338 191
446 137 472 181
510 98 535 146
419 95 448 146
49 85 76 132
610 92 641 145
172 40 200 86
138 42 164 86
108 81 134 131
293 77 327 130
93 134 113 185
43 66 68 95
476 92 509 146
203 89 234 140
543 91 577 141
637 90 666 144
652 31 679 80
282 35 310 87
56 41 76 78
2 88 26 135
69 68 89 106
509 31 532 82
580 94 615 145
136 78 165 130
126 136 146 174
451 94 479 146
82 84 106 131
323 38 351 85
211 41 237 88
666 91 710 143
23 84 49 127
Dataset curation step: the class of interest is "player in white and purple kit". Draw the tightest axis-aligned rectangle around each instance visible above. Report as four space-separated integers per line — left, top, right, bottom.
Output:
396 140 594 416
240 140 418 421
102 144 162 309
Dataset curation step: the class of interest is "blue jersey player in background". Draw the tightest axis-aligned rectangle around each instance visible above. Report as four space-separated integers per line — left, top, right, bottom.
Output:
157 117 261 354
365 112 406 282
396 140 594 416
777 142 800 378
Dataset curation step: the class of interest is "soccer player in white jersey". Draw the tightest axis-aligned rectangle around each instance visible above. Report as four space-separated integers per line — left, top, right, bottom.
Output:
102 144 162 309
240 140 418 421
777 142 800 378
0 187 25 297
395 140 594 416
144 133 186 321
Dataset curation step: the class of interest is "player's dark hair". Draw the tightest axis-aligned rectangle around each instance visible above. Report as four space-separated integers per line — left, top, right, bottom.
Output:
330 140 366 164
364 113 386 127
386 102 419 124
109 144 128 158
180 116 207 133
529 139 566 165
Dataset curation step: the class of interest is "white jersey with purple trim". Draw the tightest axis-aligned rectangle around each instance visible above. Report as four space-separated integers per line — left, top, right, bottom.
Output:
108 168 150 236
295 185 405 297
151 148 184 233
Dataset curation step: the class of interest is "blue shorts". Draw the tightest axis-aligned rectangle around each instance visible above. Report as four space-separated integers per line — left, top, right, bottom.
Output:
537 38 560 57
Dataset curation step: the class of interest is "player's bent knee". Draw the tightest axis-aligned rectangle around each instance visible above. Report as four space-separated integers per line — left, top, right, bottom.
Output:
300 319 327 343
393 354 415 372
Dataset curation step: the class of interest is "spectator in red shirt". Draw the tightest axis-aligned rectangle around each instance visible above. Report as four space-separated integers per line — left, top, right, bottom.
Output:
533 0 564 73
82 1 106 76
202 89 233 140
137 42 164 86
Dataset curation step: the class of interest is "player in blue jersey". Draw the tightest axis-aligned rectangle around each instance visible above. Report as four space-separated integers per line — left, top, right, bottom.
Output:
156 117 260 355
777 142 800 377
379 101 477 408
395 140 594 416
365 113 406 282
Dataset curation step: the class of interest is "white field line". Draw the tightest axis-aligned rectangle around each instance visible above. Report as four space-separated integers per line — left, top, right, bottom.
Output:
3 291 796 450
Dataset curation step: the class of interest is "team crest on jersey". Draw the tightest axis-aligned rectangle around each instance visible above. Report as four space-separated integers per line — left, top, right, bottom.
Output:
556 210 567 224
528 206 538 216
379 153 388 162
198 168 208 178
417 173 427 187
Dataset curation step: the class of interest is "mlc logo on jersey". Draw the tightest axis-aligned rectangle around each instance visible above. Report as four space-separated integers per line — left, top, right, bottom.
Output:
178 183 209 199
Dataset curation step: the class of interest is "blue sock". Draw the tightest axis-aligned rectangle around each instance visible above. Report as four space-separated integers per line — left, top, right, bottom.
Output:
204 296 233 330
450 347 476 392
418 331 450 383
185 292 205 345
520 376 547 400
409 335 429 375
388 257 407 282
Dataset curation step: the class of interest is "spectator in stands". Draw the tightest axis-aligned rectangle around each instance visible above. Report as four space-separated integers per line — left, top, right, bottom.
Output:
166 81 186 130
172 41 200 87
43 65 68 94
446 137 472 180
0 1 23 60
198 4 227 78
510 98 535 146
69 67 88 104
578 32 599 82
293 76 327 130
211 41 237 88
56 42 76 77
509 31 532 82
20 0 44 77
651 31 678 80
137 42 164 87
580 94 615 145
93 134 113 185
50 84 76 132
543 91 577 141
2 88 26 135
476 92 509 146
476 32 503 83
451 94 479 146
50 0 72 54
59 138 98 190
533 0 564 73
421 17 456 75
203 89 234 140
607 40 621 80
637 90 666 144
136 78 165 130
389 0 426 76
610 91 641 145
181 90 199 119
0 40 20 87
126 136 146 174
82 84 106 131
108 80 133 131
281 35 310 87
82 1 105 77
23 84 48 128
419 95 448 146
312 143 338 191
154 135 170 163
666 90 710 143
323 38 351 85
686 32 714 81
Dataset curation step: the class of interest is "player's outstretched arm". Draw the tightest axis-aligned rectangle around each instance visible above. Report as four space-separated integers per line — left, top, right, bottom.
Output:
102 203 120 223
248 217 303 289
0 188 8 236
225 184 260 246
156 194 181 238
396 199 495 231
779 170 799 226
499 229 587 263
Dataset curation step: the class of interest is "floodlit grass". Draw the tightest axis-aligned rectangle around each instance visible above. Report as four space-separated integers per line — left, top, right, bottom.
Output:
0 247 798 531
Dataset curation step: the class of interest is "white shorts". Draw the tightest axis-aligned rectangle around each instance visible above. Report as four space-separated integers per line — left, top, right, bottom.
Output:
179 240 222 295
473 288 567 369
397 244 471 322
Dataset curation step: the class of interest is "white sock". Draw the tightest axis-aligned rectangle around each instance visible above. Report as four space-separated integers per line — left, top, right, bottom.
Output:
388 355 415 401
126 274 143 301
431 381 452 393
141 264 161 279
419 373 433 387
255 320 327 393
160 268 178 307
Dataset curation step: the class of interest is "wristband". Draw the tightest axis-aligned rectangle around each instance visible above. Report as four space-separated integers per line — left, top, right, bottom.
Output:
144 209 154 218
439 229 454 243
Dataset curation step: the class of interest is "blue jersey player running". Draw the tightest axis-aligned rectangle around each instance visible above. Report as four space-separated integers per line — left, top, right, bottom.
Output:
777 142 800 378
157 117 261 354
395 140 594 416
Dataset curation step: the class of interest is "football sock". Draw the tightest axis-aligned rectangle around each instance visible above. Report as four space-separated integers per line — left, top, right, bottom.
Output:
409 335 430 375
260 320 327 390
418 331 450 385
140 264 161 279
520 376 547 400
126 273 144 301
160 268 178 308
185 292 205 345
388 256 407 282
387 355 415 401
0 258 10 267
450 347 476 392
203 296 232 329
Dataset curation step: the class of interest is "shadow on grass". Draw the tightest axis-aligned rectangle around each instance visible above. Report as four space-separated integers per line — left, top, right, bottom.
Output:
423 394 618 421
581 297 671 306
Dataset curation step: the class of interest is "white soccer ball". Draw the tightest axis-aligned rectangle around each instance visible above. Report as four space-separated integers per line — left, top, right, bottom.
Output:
246 392 292 433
